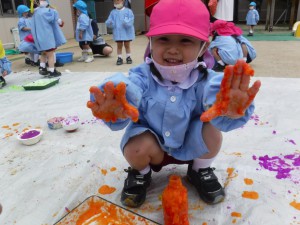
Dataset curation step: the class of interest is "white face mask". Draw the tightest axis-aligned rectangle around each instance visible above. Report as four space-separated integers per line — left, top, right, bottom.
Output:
150 40 206 83
114 3 123 9
40 1 48 7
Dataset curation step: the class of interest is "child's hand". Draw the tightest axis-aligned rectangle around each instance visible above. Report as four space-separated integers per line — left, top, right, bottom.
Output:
79 32 83 40
87 82 139 123
200 60 261 122
2 71 7 77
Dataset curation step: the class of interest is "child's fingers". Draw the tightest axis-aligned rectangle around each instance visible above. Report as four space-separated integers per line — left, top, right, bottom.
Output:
221 66 234 93
246 80 261 104
124 106 139 122
239 72 251 92
89 86 105 105
114 82 127 102
231 60 244 90
104 81 115 100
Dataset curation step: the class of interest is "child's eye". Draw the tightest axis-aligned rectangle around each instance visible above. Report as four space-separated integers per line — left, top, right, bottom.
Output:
181 38 194 44
157 37 169 42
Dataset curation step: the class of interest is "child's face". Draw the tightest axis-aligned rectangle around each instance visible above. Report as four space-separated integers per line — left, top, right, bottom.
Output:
151 35 203 65
114 0 124 4
249 6 254 9
22 12 29 17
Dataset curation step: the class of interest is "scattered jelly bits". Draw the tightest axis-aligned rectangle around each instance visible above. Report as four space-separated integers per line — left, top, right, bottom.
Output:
98 185 116 195
242 191 259 199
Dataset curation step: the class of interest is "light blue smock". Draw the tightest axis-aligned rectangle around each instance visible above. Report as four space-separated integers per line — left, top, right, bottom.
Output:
31 7 66 51
90 63 255 161
75 13 93 42
105 7 135 41
209 36 243 65
246 9 259 26
18 17 31 41
18 40 39 54
0 57 12 75
236 36 257 60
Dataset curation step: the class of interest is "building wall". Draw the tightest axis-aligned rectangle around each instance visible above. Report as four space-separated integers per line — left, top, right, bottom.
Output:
0 0 74 47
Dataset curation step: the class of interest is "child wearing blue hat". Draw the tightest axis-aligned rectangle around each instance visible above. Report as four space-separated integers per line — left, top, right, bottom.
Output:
105 0 135 65
246 2 260 36
16 4 40 67
73 1 94 63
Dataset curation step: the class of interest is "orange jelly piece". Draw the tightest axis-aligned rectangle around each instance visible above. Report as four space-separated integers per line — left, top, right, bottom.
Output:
162 175 189 225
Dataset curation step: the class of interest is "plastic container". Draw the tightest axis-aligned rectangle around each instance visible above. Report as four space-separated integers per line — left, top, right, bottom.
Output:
17 129 43 146
23 78 60 90
61 116 80 132
47 117 64 129
162 175 189 225
56 52 74 64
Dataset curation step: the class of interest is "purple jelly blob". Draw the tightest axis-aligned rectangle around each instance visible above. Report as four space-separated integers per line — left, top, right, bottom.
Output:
21 130 40 139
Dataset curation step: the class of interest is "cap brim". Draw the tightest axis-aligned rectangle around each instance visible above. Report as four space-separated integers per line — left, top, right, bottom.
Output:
146 24 208 42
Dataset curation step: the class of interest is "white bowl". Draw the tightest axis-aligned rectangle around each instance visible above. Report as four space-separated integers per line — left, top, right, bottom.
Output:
61 116 80 132
17 129 43 146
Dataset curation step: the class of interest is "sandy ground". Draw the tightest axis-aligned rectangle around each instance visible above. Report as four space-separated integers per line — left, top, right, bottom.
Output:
8 34 300 78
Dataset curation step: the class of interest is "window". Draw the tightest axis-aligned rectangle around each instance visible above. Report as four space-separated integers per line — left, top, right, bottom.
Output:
0 0 28 16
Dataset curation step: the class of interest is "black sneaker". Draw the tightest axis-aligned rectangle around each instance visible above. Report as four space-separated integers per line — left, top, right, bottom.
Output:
121 167 151 208
49 69 61 77
0 76 6 88
55 61 64 67
212 63 226 72
25 58 32 65
187 164 225 204
116 57 123 65
126 56 132 64
30 61 39 67
39 67 49 76
247 33 253 36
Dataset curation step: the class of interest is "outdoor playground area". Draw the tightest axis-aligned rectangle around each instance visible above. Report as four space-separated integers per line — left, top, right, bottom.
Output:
1 26 300 224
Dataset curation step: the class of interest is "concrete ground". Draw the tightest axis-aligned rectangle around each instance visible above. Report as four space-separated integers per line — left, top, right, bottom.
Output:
7 32 300 78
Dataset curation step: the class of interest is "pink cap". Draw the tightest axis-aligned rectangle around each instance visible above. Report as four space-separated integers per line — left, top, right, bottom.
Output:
211 20 243 36
146 0 210 41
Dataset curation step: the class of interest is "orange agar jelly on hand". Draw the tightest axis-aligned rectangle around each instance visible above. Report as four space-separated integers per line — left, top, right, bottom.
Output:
162 175 189 225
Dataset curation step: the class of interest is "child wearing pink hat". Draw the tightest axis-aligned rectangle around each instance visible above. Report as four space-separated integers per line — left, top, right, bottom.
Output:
88 0 261 208
209 20 257 72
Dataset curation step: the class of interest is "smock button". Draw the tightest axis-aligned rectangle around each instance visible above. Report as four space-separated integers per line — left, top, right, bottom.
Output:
170 96 176 102
165 131 171 137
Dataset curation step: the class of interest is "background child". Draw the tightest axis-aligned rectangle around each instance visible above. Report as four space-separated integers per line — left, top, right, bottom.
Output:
87 0 261 208
105 0 135 65
0 40 12 88
79 13 113 57
73 1 94 63
246 2 259 36
31 0 66 77
209 20 256 72
17 4 39 67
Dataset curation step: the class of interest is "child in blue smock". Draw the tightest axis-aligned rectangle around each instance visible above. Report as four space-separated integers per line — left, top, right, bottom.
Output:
17 5 40 67
246 2 260 36
209 20 256 72
87 0 261 208
106 0 135 65
0 40 12 88
73 1 94 63
31 0 66 77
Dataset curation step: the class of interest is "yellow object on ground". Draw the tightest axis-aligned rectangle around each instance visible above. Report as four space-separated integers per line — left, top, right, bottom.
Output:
0 40 5 58
295 24 300 38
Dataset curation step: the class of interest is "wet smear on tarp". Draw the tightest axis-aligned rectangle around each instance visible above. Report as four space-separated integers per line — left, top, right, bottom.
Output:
253 153 300 184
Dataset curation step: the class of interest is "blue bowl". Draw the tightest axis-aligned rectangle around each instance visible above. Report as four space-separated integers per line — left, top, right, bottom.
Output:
56 52 74 64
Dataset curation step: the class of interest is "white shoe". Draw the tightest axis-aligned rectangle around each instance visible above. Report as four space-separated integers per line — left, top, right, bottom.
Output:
85 55 94 63
77 52 87 62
